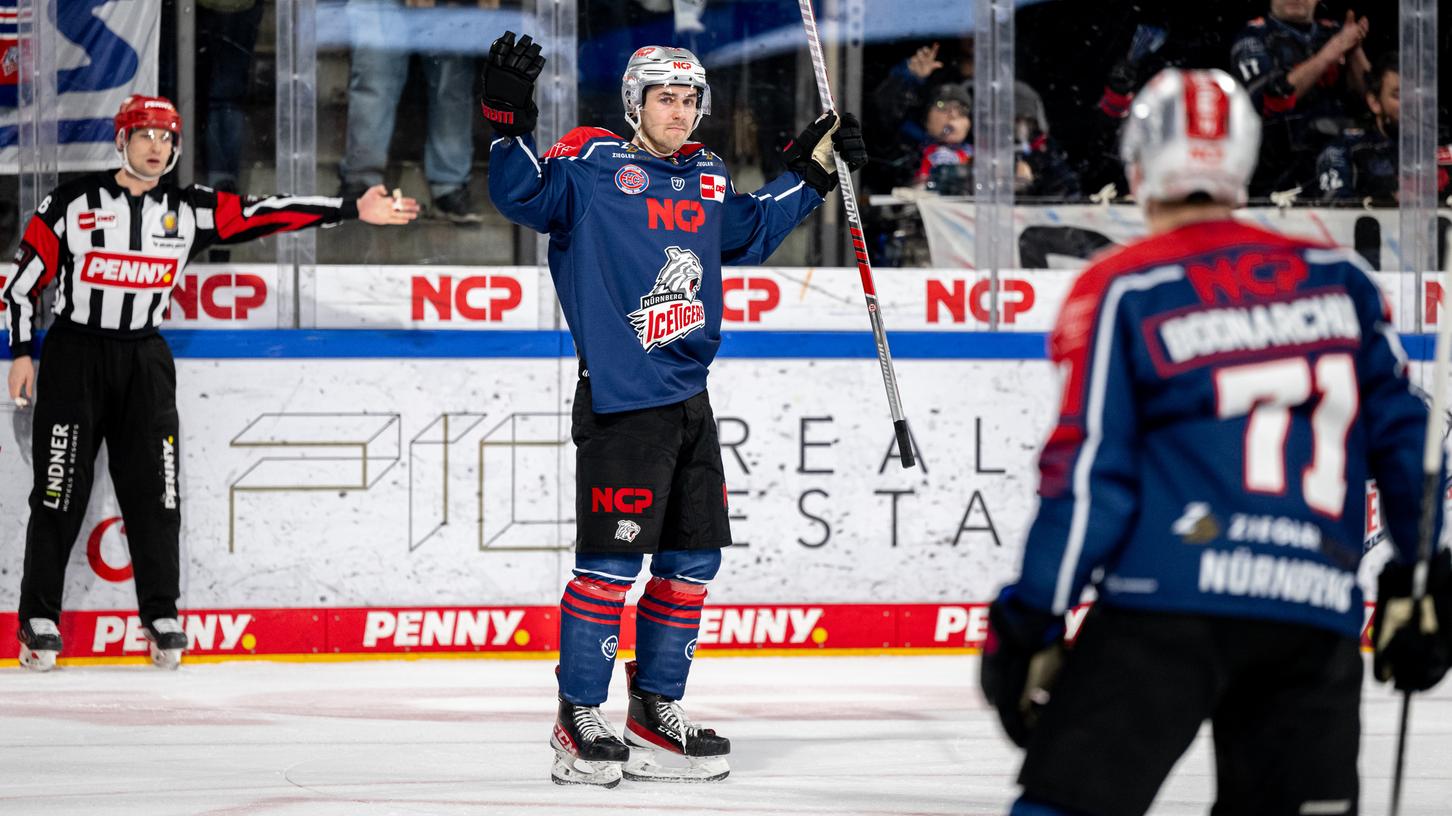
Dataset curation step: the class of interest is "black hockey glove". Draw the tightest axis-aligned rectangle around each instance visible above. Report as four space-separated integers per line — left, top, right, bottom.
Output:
481 31 545 137
1372 549 1452 692
783 112 842 196
979 588 1067 748
833 112 868 174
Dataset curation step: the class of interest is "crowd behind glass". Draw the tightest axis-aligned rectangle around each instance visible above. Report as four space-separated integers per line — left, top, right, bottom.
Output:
2 0 1448 267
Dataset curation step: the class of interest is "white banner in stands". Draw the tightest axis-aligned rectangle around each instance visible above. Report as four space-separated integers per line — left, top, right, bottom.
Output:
915 201 1452 273
0 0 159 172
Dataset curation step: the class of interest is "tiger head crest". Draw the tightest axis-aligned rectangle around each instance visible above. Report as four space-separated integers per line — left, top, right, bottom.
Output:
629 246 707 352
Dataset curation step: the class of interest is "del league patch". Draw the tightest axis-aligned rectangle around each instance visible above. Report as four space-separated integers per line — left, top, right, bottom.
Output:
77 211 118 231
615 164 649 195
700 173 725 202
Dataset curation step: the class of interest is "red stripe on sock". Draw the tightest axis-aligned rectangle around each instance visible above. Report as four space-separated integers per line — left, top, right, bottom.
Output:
562 607 622 627
568 576 629 602
638 595 702 619
562 594 626 618
636 608 700 630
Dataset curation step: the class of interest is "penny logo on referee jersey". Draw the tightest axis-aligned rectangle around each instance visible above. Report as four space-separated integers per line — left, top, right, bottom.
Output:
80 252 178 289
615 163 649 195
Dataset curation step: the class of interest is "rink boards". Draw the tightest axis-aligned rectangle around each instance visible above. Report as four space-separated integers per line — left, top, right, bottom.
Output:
0 264 1437 663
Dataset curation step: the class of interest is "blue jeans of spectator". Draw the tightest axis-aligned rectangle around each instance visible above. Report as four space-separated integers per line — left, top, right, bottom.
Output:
198 1 264 191
340 45 475 198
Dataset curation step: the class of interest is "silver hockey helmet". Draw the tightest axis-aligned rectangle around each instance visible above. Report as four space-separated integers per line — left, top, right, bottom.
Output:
1120 68 1260 207
621 45 711 133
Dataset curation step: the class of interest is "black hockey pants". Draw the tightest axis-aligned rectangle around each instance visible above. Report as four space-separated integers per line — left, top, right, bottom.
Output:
18 325 182 625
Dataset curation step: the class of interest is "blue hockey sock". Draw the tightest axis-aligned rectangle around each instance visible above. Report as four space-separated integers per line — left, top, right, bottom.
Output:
558 568 634 706
633 549 720 699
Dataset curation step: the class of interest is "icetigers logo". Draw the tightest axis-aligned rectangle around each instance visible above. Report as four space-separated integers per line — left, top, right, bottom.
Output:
628 246 707 352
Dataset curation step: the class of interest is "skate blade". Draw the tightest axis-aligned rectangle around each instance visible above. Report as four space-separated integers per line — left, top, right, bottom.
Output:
623 746 730 783
550 751 623 788
150 647 184 670
18 646 58 672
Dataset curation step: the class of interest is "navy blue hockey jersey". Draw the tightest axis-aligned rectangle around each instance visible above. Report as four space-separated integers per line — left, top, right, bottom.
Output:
1016 219 1437 638
489 128 823 412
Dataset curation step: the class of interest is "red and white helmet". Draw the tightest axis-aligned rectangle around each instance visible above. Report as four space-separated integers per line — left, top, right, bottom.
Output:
114 94 182 179
1120 68 1260 207
621 45 711 133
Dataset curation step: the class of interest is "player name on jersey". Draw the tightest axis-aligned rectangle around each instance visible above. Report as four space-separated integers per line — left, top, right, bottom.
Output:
1155 291 1360 367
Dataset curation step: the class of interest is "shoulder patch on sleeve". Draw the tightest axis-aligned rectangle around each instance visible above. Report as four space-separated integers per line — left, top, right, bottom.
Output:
544 127 625 159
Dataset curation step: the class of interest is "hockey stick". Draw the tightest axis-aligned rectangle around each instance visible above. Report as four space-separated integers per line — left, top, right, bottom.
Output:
1391 281 1452 815
796 0 915 469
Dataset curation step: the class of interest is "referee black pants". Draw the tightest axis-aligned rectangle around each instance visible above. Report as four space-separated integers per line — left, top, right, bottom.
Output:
18 326 182 626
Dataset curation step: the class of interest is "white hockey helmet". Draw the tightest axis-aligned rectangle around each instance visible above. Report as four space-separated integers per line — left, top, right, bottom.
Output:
621 45 712 133
1120 68 1260 207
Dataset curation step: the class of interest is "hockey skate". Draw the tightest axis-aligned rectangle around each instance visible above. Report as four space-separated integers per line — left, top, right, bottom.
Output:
17 618 62 672
622 661 730 782
550 697 629 788
142 618 187 670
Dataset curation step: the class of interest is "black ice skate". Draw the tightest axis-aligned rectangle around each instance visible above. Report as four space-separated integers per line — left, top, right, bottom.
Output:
550 697 629 787
622 660 730 782
142 618 187 670
18 618 62 672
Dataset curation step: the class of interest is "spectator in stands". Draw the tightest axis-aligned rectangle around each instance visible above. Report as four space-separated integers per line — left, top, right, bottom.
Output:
911 85 972 194
1014 113 1080 200
338 0 486 224
1314 53 1397 204
1230 1 1371 198
871 37 1049 190
196 0 264 194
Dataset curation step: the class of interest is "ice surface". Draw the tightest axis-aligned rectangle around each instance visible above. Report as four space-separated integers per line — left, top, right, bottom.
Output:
0 655 1447 815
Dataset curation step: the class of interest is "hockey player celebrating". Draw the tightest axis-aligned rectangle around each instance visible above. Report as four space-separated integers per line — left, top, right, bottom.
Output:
482 32 867 786
4 94 419 672
980 68 1452 815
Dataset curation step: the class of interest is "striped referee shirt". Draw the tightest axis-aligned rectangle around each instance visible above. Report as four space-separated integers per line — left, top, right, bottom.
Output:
2 172 358 357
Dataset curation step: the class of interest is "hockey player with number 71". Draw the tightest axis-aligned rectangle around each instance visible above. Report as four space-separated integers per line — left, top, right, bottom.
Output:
482 32 867 786
979 67 1452 815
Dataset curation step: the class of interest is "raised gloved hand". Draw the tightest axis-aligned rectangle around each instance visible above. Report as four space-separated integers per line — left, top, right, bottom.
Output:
783 111 868 196
481 31 546 137
833 112 868 174
979 587 1067 748
1106 24 1168 96
1372 549 1452 692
